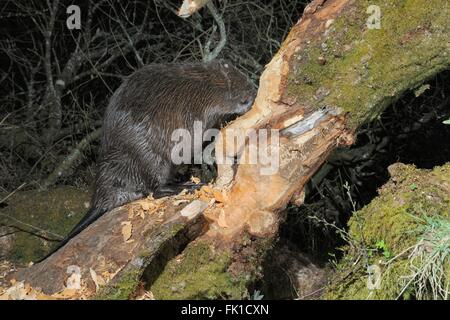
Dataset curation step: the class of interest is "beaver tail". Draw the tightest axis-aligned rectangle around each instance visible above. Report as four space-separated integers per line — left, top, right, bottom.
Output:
35 206 107 263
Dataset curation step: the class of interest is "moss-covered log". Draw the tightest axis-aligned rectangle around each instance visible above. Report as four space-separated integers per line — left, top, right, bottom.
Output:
14 194 208 296
325 163 450 300
11 0 450 299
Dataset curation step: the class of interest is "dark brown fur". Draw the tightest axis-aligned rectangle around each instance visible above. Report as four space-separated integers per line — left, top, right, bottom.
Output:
41 61 255 260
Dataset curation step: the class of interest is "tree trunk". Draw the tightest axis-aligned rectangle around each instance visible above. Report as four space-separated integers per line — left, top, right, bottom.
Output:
14 0 450 299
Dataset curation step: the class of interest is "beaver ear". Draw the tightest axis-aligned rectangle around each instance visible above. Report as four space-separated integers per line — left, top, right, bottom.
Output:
207 59 221 68
219 59 232 69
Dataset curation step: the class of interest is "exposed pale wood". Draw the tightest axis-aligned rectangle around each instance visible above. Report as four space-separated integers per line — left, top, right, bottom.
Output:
177 0 211 18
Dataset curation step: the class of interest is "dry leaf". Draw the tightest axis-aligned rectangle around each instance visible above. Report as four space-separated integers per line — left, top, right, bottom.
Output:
0 286 9 300
36 292 57 300
173 199 189 206
202 185 213 194
127 207 135 219
24 283 32 295
90 268 106 291
2 281 32 300
217 210 229 228
213 190 226 203
190 176 201 184
54 288 78 299
121 221 133 242
101 271 114 283
140 201 150 211
136 290 155 300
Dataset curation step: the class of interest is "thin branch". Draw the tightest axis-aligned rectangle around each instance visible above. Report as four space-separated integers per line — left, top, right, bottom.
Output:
41 127 102 188
203 1 226 62
42 0 62 145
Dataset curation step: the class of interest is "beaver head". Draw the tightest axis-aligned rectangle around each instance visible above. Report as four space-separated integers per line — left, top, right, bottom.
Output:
205 60 256 118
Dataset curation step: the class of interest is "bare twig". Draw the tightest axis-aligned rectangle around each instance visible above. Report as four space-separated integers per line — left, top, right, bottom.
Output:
42 127 102 188
203 1 226 62
42 0 62 145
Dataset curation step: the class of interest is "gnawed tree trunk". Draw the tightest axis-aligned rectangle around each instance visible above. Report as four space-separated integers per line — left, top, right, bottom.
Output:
14 0 450 299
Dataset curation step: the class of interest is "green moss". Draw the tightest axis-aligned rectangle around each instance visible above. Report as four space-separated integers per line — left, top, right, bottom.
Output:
150 241 247 299
287 0 450 128
94 267 142 300
325 163 450 299
94 220 195 300
0 186 90 263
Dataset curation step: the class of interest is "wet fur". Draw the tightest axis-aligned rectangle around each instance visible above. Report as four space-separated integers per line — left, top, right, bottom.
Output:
40 61 255 261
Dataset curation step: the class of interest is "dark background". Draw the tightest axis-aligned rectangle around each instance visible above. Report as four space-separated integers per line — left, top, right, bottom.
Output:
0 0 307 191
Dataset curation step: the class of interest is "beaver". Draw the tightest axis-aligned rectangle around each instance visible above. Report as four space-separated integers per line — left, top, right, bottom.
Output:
42 61 255 260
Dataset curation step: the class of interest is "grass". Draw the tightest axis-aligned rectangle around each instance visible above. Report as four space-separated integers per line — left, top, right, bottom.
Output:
396 215 450 299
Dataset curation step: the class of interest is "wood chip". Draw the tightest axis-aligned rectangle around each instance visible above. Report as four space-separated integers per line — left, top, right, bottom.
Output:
121 221 133 242
180 200 208 219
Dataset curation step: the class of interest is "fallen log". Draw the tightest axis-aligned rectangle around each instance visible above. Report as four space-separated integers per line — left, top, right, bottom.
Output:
14 193 209 297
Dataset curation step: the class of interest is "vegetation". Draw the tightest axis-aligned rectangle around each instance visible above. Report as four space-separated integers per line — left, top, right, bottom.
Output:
325 163 449 300
0 186 90 263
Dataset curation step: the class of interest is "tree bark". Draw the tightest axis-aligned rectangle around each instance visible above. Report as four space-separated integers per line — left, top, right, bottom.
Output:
13 0 450 298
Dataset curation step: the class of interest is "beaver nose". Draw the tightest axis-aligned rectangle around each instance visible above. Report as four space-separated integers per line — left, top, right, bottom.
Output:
240 97 254 114
241 93 255 106
241 97 251 105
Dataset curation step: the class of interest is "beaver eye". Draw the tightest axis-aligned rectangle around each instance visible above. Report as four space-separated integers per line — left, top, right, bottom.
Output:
240 97 250 105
